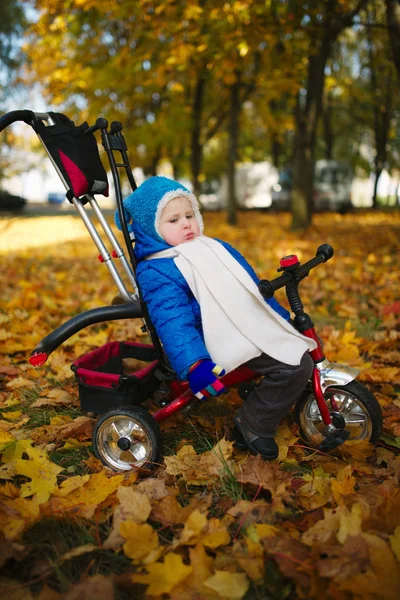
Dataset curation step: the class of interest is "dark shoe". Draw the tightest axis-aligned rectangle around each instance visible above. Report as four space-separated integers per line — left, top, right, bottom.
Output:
232 425 248 450
233 415 279 461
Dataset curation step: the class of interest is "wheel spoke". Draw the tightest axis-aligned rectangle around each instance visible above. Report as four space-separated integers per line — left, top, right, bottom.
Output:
129 443 147 462
106 439 123 458
109 422 122 441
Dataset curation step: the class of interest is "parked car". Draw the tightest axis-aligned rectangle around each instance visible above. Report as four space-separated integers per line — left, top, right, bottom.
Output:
0 189 27 212
47 192 66 204
271 161 353 213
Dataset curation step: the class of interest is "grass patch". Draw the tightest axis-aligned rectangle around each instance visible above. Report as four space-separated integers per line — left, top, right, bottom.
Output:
50 445 93 476
0 518 133 594
162 418 217 456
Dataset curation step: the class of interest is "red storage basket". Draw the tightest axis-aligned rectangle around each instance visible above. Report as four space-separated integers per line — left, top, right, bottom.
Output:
71 341 159 413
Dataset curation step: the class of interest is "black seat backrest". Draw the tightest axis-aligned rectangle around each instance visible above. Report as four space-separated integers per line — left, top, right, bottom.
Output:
32 112 108 200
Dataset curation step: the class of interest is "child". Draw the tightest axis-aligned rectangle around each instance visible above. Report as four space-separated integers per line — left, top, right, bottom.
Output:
116 176 315 460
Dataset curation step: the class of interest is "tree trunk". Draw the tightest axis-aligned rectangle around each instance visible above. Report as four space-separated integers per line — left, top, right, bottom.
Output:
386 0 400 78
291 96 314 231
190 73 206 198
227 77 240 226
290 0 368 231
291 36 331 231
323 93 334 159
143 147 161 177
271 135 282 169
372 167 383 208
368 20 393 209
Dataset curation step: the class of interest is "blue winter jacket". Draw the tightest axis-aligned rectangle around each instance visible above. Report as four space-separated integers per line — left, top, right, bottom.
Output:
133 224 290 380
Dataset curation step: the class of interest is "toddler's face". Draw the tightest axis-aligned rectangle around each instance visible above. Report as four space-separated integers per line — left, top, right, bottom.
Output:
159 197 200 246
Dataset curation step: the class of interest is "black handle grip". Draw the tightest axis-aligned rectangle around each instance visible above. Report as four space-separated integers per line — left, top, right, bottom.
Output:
110 121 123 134
258 244 334 299
85 117 108 134
0 110 36 132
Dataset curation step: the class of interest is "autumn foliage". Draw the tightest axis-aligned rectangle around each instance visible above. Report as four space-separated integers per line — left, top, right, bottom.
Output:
0 210 399 599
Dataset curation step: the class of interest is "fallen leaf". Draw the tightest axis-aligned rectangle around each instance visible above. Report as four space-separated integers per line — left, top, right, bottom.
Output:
203 570 249 599
32 388 75 408
120 520 161 564
131 552 193 595
104 487 152 550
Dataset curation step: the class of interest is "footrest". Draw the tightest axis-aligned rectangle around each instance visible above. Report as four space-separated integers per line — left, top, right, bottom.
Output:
317 429 350 452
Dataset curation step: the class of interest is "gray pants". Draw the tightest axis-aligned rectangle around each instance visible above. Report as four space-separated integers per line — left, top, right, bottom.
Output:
238 351 314 437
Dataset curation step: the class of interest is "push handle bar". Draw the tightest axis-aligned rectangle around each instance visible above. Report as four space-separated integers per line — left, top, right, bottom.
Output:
0 109 36 132
258 244 334 299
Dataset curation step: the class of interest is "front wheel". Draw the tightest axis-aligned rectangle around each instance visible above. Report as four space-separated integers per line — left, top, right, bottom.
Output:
294 380 383 448
92 407 162 472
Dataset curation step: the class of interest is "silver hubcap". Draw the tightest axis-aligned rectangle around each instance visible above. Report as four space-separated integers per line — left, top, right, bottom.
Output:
300 387 372 445
96 415 153 471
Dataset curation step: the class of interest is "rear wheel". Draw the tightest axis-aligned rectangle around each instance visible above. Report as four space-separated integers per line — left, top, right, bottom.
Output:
294 381 382 448
92 407 162 472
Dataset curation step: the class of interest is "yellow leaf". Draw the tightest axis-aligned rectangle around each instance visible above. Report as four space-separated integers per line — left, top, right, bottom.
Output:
389 526 400 561
204 571 249 599
337 503 363 544
169 82 184 93
0 440 63 504
202 518 231 549
61 438 91 449
164 438 234 485
331 464 356 504
238 41 249 57
4 395 21 407
5 377 34 390
53 474 91 497
174 509 207 547
32 389 75 408
170 543 217 598
302 507 340 546
1 411 22 421
0 496 40 540
42 471 124 519
131 552 193 595
104 487 152 550
120 520 160 564
0 429 15 450
0 481 19 498
254 523 280 540
298 472 332 511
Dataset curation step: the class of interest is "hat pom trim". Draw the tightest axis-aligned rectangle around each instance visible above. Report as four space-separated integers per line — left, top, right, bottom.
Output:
154 189 204 240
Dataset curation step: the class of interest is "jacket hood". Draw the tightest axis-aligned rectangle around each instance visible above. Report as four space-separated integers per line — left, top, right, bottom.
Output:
132 223 172 260
114 176 203 245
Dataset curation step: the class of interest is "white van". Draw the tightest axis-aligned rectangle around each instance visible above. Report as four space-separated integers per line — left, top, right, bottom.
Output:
216 162 279 209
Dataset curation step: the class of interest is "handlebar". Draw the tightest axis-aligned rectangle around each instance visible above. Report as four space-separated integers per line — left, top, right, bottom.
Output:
258 244 334 299
0 110 36 132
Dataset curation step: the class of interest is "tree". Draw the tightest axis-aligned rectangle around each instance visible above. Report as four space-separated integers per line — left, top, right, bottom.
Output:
0 0 27 180
385 0 400 78
279 0 369 231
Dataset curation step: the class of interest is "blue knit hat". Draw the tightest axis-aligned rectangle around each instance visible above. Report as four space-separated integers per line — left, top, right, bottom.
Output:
115 176 204 243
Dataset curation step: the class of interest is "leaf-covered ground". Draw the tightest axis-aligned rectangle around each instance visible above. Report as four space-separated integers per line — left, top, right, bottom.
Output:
0 210 399 600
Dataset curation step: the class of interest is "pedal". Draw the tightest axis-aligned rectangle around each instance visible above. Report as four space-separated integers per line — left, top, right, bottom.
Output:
317 429 350 452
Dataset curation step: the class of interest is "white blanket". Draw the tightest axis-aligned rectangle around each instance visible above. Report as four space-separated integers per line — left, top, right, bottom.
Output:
146 236 316 372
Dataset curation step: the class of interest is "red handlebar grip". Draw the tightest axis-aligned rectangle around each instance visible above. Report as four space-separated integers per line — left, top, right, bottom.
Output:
29 352 48 367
